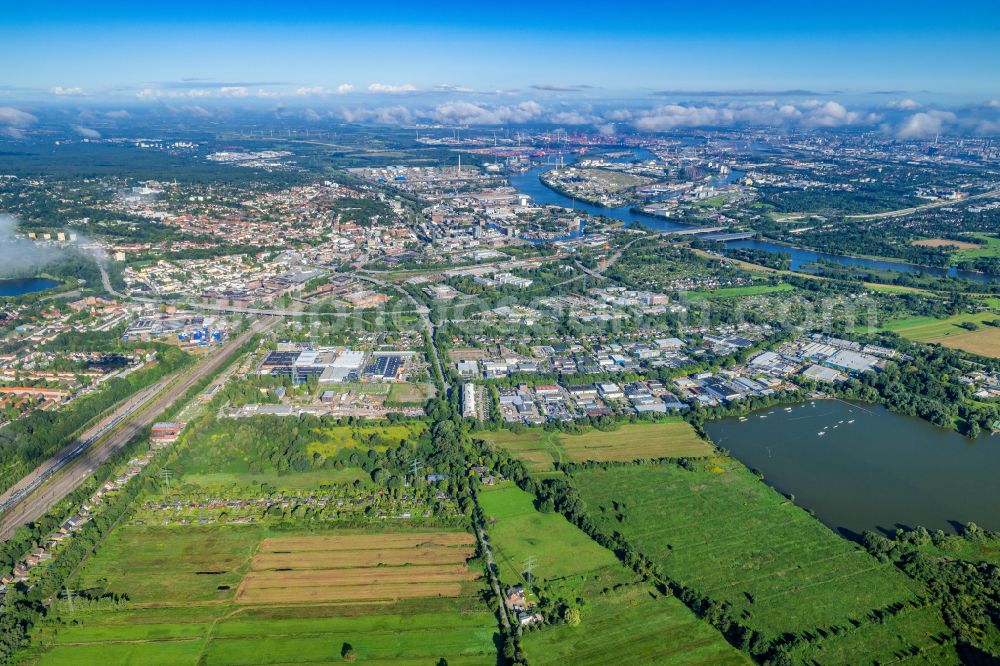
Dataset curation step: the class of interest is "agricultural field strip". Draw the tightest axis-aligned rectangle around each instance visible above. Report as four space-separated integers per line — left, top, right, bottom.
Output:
47 603 494 645
256 532 473 551
243 564 479 587
617 489 902 590
615 493 847 551
252 546 475 569
577 466 926 637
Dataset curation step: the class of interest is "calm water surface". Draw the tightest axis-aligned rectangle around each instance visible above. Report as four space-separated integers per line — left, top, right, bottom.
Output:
705 400 1000 537
726 239 998 285
509 159 996 284
0 277 58 296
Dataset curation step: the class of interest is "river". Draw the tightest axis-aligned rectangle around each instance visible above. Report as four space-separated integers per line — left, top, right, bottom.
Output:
0 277 59 297
509 160 998 284
705 400 1000 537
726 238 999 285
507 148 742 234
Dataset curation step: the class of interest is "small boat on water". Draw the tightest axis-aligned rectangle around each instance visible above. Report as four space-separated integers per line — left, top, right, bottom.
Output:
818 431 826 436
848 419 855 424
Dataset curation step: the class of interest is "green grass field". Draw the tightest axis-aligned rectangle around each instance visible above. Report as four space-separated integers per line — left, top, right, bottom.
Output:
953 233 1000 260
558 420 712 462
477 420 712 472
572 460 958 662
480 484 619 583
479 484 747 666
864 311 998 341
476 430 564 472
685 283 795 302
30 598 497 666
387 382 435 405
27 526 497 665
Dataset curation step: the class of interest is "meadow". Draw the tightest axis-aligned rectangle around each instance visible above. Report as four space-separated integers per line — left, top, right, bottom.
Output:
476 420 712 472
879 311 998 340
925 327 1000 358
478 484 746 666
387 381 435 405
572 460 958 662
953 233 1000 260
870 310 1000 357
26 526 497 665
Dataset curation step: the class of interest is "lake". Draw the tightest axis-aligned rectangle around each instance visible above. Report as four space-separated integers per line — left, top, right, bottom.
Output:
705 400 1000 537
0 277 59 297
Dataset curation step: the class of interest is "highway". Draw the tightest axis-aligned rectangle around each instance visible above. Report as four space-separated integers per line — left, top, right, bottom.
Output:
845 188 1000 220
0 316 275 541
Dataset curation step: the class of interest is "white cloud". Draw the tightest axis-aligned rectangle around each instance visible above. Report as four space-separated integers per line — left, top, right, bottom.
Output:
0 126 25 140
630 101 877 131
72 125 101 138
550 110 594 125
294 84 354 96
429 101 545 125
104 110 130 119
368 82 417 94
886 98 921 110
50 86 86 97
0 107 38 127
182 105 213 118
634 104 728 130
219 86 249 97
337 105 414 125
800 101 877 128
896 110 957 139
975 119 1000 135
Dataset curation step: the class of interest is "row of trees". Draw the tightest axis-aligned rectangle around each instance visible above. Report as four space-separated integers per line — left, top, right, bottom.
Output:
862 526 1000 659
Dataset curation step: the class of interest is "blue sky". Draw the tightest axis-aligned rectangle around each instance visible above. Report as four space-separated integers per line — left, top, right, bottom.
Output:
2 0 999 100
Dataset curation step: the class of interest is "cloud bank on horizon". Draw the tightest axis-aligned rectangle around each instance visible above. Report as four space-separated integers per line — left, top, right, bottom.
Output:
3 93 1000 140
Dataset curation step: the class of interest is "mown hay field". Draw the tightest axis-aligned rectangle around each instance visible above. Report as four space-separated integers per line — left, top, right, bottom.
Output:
29 527 496 665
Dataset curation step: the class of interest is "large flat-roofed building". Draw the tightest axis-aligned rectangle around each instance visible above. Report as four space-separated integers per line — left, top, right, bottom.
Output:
462 383 477 418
